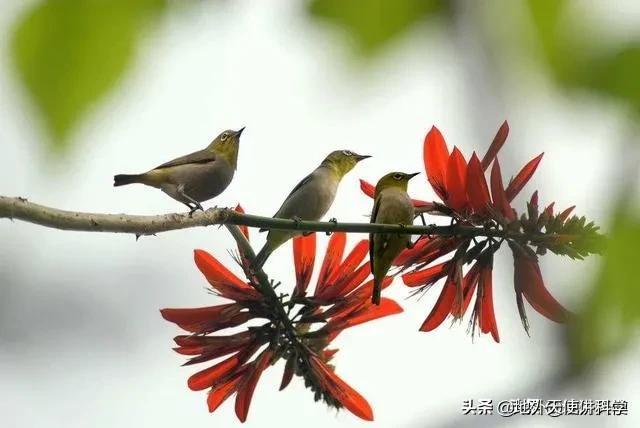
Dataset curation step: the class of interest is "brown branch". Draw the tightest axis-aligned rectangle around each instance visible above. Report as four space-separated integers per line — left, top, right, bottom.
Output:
0 195 506 238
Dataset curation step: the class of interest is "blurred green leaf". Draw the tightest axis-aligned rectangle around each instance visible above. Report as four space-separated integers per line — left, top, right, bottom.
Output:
570 210 640 370
586 45 640 114
527 0 640 115
11 0 166 151
308 0 445 56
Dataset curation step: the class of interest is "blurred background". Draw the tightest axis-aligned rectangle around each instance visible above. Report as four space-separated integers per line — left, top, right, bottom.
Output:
1 1 639 427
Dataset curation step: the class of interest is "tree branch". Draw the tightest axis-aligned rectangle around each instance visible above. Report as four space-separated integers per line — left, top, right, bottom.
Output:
0 195 510 239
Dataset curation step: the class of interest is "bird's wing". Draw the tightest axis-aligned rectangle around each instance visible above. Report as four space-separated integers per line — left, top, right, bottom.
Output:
369 194 383 273
274 173 314 216
153 149 217 170
259 173 314 232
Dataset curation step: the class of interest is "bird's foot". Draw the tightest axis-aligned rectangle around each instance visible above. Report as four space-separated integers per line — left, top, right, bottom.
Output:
326 217 338 235
188 204 203 217
406 239 416 249
396 223 408 238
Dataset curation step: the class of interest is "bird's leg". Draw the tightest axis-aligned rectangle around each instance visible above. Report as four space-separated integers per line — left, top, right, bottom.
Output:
177 186 204 216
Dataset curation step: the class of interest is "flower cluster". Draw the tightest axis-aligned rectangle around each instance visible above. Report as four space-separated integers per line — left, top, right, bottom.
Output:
361 122 603 341
161 207 402 422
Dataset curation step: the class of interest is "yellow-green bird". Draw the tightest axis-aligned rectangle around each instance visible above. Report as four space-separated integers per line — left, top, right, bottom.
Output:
370 171 419 305
254 150 371 269
113 128 243 213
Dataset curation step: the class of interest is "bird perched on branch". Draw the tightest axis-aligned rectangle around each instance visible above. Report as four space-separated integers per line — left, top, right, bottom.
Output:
113 128 244 214
370 172 419 305
254 150 371 269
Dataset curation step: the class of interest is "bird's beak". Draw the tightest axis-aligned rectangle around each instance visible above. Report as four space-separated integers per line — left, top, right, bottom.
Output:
354 154 372 162
407 172 420 179
236 127 246 137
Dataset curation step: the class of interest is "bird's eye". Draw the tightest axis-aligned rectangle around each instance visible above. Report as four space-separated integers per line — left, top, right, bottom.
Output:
393 173 403 180
342 150 353 156
221 133 229 142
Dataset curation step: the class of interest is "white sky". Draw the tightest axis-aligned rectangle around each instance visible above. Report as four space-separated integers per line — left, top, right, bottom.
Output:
1 1 639 427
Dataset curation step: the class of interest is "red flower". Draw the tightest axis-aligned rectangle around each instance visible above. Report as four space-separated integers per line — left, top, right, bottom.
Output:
359 123 585 341
161 212 402 422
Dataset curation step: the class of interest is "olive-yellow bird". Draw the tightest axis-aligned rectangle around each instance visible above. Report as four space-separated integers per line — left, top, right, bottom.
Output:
254 150 370 269
114 128 243 213
370 172 419 305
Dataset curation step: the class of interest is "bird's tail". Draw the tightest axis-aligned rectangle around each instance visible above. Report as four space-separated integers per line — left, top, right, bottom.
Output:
114 174 143 187
372 276 382 305
253 245 273 270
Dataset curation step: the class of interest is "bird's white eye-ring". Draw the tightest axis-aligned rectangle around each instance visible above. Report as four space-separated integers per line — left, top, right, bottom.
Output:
393 173 403 180
221 133 229 142
342 150 353 156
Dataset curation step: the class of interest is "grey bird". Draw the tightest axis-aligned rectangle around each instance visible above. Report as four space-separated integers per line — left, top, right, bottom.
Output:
113 128 243 213
253 150 371 269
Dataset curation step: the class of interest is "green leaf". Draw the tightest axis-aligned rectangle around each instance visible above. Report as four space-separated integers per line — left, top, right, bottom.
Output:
11 0 166 151
570 210 640 370
586 45 640 114
308 0 445 57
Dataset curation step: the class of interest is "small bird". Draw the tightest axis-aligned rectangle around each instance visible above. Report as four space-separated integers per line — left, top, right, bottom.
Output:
113 128 244 213
254 150 371 269
369 171 419 305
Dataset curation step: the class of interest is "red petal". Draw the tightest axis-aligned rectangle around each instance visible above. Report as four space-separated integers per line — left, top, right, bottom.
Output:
481 121 509 171
322 277 393 320
323 348 339 360
279 358 295 391
394 237 459 268
325 298 403 332
393 235 434 266
234 204 249 240
359 179 375 199
450 262 480 317
543 202 555 218
309 356 374 421
194 250 260 301
424 126 449 200
320 262 371 300
478 261 500 343
490 160 516 222
174 331 252 348
207 367 247 413
419 277 456 331
402 261 450 287
506 153 543 202
188 351 247 391
326 240 369 285
530 190 539 208
235 349 273 422
293 233 316 295
513 249 570 323
466 153 491 215
315 233 347 296
160 304 250 333
445 147 468 212
161 304 238 325
558 205 575 222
